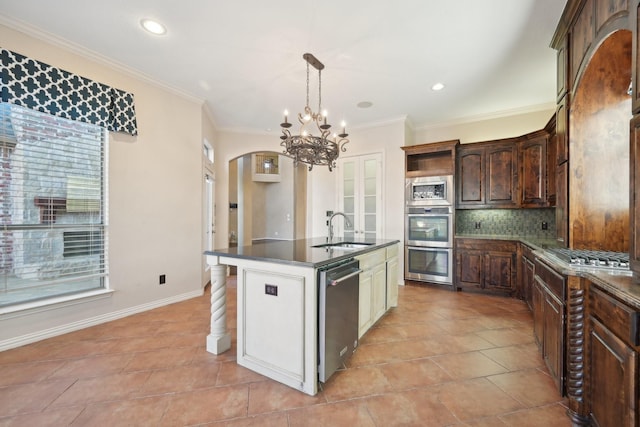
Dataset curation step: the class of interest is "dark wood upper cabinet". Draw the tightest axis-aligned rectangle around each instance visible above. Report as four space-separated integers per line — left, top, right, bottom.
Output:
547 134 557 206
571 0 596 89
520 136 548 208
457 131 558 210
457 141 518 208
557 38 569 101
555 161 569 246
556 95 569 165
457 146 484 206
485 143 518 207
401 140 459 178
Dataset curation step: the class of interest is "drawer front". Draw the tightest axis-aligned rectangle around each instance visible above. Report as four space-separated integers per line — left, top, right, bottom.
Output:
590 286 640 347
535 258 565 300
357 248 386 270
386 244 399 259
521 243 535 261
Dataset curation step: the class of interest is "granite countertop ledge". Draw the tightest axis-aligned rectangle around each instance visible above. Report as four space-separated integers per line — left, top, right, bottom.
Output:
205 237 400 269
455 234 560 250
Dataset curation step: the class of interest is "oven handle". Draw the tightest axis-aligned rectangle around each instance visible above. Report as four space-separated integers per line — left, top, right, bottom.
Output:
406 213 451 217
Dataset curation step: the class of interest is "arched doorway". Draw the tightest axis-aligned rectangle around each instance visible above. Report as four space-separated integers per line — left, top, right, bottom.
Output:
228 152 307 247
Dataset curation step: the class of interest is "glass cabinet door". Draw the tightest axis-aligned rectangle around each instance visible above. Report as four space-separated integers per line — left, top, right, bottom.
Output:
338 153 382 240
342 160 356 240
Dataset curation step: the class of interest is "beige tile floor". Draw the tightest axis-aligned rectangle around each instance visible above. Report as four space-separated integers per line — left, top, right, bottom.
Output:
0 278 571 426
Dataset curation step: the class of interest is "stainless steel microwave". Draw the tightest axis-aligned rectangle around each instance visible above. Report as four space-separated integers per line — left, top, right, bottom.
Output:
405 175 453 207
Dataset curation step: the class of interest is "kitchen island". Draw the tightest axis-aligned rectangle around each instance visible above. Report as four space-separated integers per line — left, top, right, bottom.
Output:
204 237 400 395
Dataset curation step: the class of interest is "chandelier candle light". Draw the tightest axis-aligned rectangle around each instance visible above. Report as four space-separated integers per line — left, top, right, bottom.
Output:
280 53 349 171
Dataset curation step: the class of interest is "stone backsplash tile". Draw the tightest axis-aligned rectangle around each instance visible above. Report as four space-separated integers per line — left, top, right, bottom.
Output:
456 208 556 238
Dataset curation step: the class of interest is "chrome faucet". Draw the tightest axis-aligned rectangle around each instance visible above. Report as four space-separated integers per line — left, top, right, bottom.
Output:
328 212 352 242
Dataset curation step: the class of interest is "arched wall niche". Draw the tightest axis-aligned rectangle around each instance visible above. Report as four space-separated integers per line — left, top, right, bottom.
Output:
569 29 631 251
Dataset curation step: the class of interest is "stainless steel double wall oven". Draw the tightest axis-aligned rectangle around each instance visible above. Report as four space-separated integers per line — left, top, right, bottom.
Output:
405 176 454 285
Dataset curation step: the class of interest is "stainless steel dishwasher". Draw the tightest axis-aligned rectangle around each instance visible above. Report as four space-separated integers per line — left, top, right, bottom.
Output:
318 258 361 383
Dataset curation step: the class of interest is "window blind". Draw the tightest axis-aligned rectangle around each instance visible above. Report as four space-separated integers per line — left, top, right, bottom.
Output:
0 102 107 307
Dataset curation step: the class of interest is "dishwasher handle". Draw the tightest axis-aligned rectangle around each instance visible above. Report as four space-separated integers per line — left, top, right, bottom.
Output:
329 269 362 286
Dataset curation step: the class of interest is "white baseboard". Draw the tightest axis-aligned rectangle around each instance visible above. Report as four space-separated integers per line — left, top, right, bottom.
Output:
0 289 204 352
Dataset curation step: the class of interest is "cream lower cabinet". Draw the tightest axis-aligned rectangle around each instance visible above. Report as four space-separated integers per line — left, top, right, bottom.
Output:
357 248 388 338
386 244 399 308
236 260 317 395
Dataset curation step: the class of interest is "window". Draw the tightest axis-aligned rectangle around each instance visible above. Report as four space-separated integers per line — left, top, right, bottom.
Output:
203 138 214 164
0 103 107 307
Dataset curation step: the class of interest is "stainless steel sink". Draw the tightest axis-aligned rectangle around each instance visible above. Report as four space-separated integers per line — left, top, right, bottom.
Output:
312 242 374 251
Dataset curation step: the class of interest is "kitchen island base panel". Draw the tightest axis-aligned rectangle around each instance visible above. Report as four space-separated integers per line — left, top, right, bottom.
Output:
237 262 318 395
205 261 232 355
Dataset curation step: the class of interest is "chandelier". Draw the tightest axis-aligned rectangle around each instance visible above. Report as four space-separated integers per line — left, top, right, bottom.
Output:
280 53 349 172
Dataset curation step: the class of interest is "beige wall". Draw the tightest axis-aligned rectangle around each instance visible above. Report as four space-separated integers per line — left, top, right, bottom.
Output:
413 107 555 144
0 24 213 348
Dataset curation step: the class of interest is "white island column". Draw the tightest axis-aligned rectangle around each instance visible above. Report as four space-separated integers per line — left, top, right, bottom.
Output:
205 255 231 354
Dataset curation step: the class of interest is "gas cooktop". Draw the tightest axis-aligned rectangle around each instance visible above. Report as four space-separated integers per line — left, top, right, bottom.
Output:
548 248 630 270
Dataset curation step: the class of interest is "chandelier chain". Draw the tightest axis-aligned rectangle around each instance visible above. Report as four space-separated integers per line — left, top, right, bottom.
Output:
306 61 310 109
318 69 322 114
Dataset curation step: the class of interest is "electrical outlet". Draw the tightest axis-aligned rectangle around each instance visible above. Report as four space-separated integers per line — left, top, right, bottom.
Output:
265 284 278 296
326 210 334 217
475 222 481 229
541 221 548 230
159 274 166 285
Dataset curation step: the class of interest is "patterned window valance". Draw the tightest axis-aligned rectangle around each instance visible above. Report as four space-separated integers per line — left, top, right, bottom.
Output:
1 48 138 136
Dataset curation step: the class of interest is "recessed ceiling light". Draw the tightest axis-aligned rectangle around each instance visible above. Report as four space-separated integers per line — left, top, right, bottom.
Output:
357 101 373 108
140 19 167 35
431 83 445 91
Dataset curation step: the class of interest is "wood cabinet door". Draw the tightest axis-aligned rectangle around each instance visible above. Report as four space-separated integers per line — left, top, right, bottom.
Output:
456 250 483 290
483 251 516 294
532 278 545 349
457 147 484 206
546 134 557 206
589 317 637 427
557 38 568 101
543 290 565 394
486 143 518 207
556 161 569 246
386 256 399 308
371 263 387 324
520 137 548 207
358 271 373 338
556 95 569 165
632 0 640 114
522 256 535 311
631 116 640 273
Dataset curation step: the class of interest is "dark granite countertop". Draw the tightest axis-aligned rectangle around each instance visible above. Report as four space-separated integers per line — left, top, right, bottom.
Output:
204 237 400 269
456 233 640 308
587 271 640 309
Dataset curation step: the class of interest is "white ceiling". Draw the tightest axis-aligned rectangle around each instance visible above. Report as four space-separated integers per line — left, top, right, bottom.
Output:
0 0 567 135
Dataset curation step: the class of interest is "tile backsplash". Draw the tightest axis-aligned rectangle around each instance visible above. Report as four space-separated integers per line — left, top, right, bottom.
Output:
456 208 556 238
